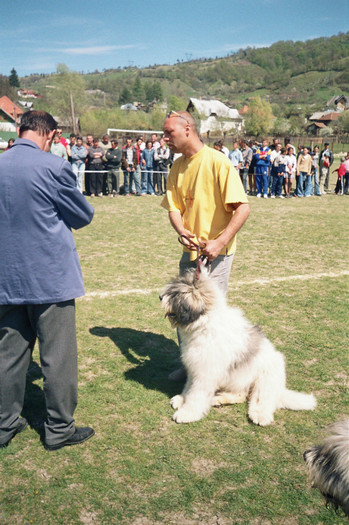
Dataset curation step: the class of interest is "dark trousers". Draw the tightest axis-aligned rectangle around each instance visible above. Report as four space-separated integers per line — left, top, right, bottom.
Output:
89 164 104 195
0 300 78 446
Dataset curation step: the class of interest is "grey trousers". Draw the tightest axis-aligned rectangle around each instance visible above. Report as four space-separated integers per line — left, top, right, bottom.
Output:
179 252 234 296
0 300 78 446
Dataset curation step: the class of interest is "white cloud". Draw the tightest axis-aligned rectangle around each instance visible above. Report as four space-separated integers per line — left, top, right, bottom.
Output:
63 45 139 55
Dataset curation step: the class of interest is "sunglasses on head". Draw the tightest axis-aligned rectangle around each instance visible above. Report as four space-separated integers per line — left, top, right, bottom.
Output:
166 111 190 124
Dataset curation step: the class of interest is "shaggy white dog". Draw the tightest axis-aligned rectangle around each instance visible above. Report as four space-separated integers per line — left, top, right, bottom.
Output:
160 268 316 426
304 420 349 516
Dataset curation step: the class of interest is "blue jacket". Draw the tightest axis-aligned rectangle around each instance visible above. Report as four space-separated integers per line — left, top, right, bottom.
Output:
0 139 94 304
141 148 155 169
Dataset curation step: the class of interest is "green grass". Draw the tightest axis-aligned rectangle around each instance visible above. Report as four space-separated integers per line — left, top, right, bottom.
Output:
0 169 348 524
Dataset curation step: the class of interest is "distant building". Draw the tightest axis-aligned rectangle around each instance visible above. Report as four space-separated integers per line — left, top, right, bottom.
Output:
0 96 24 132
187 98 243 136
17 89 41 99
307 109 343 135
120 103 138 111
326 95 349 110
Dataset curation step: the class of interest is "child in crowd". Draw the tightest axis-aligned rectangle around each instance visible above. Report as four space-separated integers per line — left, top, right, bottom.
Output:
284 146 296 198
271 147 287 198
333 157 346 195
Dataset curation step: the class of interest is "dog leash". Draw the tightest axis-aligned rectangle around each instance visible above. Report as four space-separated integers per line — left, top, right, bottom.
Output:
178 234 209 279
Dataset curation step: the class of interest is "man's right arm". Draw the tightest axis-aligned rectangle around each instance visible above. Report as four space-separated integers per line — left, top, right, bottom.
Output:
169 211 194 241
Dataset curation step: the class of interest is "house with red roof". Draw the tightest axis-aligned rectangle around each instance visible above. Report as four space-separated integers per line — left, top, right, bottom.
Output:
0 96 24 132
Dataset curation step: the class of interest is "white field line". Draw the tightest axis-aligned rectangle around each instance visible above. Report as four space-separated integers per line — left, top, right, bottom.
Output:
83 270 349 300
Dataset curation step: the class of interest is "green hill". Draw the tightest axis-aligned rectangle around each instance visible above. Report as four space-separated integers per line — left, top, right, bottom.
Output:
13 32 349 136
20 32 348 108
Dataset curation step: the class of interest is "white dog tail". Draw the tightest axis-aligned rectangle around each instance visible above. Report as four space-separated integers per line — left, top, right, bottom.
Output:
280 389 317 411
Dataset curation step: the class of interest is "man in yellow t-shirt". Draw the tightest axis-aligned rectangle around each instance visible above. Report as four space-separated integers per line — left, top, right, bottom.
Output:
161 111 250 296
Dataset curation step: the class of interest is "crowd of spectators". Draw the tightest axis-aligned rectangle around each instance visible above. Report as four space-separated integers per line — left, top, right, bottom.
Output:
214 138 349 198
43 129 349 199
48 129 171 198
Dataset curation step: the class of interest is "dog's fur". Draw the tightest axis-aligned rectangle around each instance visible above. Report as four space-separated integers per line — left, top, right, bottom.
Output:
304 420 349 516
160 268 316 426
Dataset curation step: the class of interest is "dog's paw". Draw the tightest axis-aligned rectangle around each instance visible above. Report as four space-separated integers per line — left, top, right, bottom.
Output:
170 395 184 410
172 408 204 424
248 409 274 427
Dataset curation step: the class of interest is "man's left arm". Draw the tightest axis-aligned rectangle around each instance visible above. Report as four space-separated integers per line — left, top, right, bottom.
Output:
200 202 250 261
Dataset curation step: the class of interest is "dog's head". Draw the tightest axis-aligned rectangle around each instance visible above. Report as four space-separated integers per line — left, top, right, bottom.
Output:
303 421 349 516
159 268 216 328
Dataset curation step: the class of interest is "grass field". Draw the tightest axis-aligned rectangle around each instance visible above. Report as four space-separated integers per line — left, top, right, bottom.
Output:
0 170 348 524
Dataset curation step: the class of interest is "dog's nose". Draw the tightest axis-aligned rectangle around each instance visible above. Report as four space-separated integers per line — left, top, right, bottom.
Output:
159 295 163 301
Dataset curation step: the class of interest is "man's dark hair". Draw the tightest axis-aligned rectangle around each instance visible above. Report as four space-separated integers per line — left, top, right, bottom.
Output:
70 133 77 139
19 110 57 137
76 136 83 141
111 138 118 145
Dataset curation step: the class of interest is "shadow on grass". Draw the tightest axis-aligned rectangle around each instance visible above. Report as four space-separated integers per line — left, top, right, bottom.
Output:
22 359 46 441
90 326 181 396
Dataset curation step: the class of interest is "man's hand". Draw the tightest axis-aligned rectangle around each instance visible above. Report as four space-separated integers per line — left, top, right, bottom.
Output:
198 238 224 261
179 230 196 246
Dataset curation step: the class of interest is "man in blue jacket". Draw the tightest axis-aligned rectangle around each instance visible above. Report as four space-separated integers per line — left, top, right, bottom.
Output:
0 111 95 451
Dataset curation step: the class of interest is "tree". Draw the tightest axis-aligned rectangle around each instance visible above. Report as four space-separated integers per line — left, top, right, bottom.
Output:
0 74 16 99
152 81 163 102
9 68 20 88
336 111 349 135
244 97 274 136
45 64 86 132
118 87 132 105
132 77 144 102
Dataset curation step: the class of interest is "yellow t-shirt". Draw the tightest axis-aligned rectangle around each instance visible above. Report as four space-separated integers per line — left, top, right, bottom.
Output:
161 145 248 259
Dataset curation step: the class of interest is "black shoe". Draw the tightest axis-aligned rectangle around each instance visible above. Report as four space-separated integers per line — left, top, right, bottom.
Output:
0 417 28 448
44 427 95 451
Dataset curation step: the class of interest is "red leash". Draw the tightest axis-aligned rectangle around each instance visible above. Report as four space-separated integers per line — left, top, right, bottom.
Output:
178 235 209 279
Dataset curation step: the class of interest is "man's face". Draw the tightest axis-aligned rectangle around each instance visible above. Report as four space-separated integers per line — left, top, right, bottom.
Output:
126 139 132 148
111 141 117 149
262 140 268 148
163 117 187 153
93 139 99 147
77 138 83 147
233 142 238 150
103 136 109 144
87 135 93 144
53 135 60 144
151 134 157 143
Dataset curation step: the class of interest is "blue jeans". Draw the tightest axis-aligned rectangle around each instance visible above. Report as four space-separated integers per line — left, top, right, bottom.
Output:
313 168 320 195
295 171 306 196
72 162 85 193
141 169 154 194
304 174 313 196
123 166 141 195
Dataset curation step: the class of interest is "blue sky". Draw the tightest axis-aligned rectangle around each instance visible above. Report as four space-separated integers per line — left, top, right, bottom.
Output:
3 0 349 77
